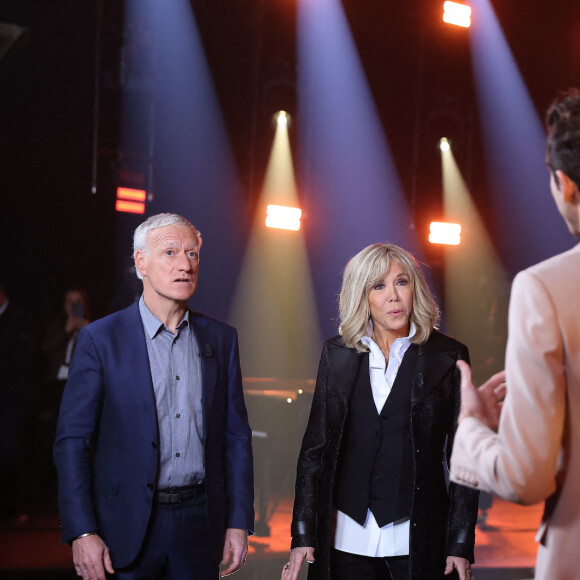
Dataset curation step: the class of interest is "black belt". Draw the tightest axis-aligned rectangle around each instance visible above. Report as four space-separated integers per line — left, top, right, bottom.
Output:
155 482 205 504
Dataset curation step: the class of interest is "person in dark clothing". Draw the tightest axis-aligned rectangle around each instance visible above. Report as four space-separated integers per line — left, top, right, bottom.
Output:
0 281 38 523
31 285 92 512
40 285 91 415
282 244 479 580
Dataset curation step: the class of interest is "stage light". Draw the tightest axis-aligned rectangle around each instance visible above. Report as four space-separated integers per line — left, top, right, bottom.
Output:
439 138 451 152
429 221 461 245
443 2 471 28
265 204 302 231
116 187 147 201
274 110 291 128
286 397 293 404
115 186 146 213
115 199 146 214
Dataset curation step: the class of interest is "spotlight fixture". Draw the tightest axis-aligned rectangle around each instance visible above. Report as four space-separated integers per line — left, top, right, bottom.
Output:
439 137 451 152
265 204 302 231
273 110 291 128
115 187 146 214
443 2 471 28
429 221 462 245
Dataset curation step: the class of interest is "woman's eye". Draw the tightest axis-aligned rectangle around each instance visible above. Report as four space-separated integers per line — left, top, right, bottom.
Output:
374 284 384 291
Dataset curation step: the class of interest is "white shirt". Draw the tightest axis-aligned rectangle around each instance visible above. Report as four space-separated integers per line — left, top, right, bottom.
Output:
333 324 415 557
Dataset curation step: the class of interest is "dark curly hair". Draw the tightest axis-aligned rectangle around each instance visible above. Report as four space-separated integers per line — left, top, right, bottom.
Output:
546 88 580 188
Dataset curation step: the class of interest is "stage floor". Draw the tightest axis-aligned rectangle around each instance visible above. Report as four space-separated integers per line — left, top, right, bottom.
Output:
0 495 541 579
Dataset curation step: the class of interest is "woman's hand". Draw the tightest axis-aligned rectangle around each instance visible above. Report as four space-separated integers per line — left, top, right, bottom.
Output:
445 556 473 580
281 547 315 580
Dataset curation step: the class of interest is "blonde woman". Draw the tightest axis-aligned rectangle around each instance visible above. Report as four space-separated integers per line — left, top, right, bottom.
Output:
282 244 478 580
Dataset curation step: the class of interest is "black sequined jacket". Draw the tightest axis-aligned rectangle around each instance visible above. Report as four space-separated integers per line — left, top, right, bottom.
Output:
290 331 479 580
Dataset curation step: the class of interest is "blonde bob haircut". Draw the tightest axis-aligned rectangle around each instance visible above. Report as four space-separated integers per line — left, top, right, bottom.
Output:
338 243 439 352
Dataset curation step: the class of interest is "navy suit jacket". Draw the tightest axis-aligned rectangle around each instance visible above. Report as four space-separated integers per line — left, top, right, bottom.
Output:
53 301 254 568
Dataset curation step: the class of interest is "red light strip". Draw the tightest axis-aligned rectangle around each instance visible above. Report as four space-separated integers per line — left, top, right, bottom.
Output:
117 187 147 201
116 200 145 214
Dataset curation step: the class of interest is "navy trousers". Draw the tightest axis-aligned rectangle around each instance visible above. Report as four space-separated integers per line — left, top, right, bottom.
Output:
113 491 219 580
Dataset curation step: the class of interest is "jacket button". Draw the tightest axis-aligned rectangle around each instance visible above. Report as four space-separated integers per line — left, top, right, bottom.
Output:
151 442 158 449
147 483 154 490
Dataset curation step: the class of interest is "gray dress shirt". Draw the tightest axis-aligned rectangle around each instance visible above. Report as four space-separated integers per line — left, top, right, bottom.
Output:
139 297 204 489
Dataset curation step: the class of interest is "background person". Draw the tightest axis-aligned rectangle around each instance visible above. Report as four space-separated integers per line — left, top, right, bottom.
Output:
282 243 479 580
0 280 38 525
32 284 92 514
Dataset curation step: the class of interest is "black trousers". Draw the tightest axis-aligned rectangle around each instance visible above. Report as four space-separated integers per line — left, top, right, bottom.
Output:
331 548 410 580
113 490 218 580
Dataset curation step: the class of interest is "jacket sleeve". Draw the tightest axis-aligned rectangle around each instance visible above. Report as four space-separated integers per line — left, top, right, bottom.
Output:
53 327 103 544
450 270 565 504
445 343 480 563
223 328 255 533
290 342 333 550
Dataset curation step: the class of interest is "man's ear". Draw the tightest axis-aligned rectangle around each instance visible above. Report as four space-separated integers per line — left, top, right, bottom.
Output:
135 250 147 278
556 170 579 204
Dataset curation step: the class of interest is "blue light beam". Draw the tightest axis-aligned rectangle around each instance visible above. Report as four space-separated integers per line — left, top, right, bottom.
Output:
123 0 248 320
470 0 574 276
298 0 420 338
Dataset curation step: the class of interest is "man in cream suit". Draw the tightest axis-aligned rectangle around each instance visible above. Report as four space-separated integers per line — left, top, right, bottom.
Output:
450 89 580 580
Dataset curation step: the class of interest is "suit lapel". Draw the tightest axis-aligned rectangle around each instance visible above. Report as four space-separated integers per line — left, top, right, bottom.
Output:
189 312 217 440
122 303 158 426
411 334 456 404
327 338 365 406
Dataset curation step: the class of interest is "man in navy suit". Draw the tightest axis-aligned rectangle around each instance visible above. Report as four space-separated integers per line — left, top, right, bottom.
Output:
54 213 254 580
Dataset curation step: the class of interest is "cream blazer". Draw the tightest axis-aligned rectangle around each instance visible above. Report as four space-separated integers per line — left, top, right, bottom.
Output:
450 242 580 580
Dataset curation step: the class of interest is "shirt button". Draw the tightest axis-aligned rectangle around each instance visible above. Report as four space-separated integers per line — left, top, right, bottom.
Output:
176 414 181 419
176 375 180 380
175 452 180 457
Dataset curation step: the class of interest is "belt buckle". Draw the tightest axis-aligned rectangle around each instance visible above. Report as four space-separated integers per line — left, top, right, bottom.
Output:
167 490 182 504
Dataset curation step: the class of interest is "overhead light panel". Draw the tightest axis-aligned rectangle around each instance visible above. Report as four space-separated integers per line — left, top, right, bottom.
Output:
443 2 471 28
265 204 302 231
429 221 462 245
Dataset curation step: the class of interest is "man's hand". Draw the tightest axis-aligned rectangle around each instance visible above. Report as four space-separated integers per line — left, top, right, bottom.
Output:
444 556 473 580
72 534 114 580
457 360 507 432
220 528 248 576
281 546 315 580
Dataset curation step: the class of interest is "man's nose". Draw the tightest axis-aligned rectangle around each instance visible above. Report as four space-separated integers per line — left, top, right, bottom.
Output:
177 252 193 270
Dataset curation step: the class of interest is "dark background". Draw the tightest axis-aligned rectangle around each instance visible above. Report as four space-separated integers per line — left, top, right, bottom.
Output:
1 0 579 323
